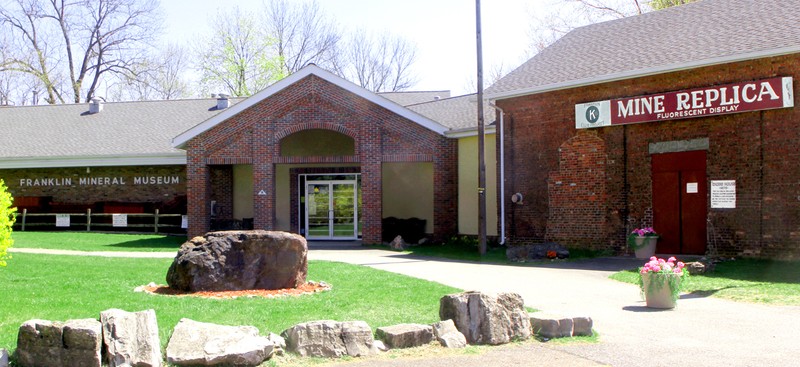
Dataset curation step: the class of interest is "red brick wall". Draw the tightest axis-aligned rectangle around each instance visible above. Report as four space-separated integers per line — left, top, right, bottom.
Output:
499 54 800 259
185 75 457 242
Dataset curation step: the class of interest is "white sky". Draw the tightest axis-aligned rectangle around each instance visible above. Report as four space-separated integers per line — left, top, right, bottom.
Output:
160 0 549 96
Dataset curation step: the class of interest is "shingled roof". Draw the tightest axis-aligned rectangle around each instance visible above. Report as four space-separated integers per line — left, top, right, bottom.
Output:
487 0 800 99
0 99 237 168
406 94 496 133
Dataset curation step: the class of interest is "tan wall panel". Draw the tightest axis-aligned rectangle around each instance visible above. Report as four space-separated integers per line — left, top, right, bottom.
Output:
232 165 254 220
458 134 498 236
381 162 434 233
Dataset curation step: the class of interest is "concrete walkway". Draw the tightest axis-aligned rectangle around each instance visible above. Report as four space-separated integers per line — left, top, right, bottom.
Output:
308 245 800 367
12 244 800 366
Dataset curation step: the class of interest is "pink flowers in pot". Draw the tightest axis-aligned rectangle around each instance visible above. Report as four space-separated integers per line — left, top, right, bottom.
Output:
631 227 658 237
640 256 686 275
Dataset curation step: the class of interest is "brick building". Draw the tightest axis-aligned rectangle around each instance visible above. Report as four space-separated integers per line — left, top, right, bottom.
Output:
486 0 800 259
0 65 496 242
172 65 460 242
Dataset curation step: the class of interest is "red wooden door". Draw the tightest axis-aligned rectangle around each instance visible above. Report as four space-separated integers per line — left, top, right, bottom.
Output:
651 151 707 255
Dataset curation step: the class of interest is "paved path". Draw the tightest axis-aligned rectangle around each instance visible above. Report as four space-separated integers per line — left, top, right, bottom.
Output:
12 245 800 366
308 246 800 367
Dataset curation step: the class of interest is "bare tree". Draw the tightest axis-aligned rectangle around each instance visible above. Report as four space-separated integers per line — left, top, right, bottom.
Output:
194 6 282 97
335 29 418 92
109 42 191 100
263 0 341 74
527 0 694 55
0 0 161 104
649 0 697 10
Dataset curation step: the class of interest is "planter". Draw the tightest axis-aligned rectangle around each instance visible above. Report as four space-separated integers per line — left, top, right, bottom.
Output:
632 236 658 259
641 272 682 309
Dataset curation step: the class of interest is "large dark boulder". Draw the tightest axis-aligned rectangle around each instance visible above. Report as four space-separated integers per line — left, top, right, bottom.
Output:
166 231 307 292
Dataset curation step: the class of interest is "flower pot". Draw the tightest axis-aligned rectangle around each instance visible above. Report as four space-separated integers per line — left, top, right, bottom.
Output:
641 272 681 309
633 236 658 259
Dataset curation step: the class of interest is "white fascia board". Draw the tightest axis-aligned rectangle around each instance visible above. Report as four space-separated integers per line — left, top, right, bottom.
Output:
486 46 800 101
0 153 186 169
172 65 450 149
445 125 496 138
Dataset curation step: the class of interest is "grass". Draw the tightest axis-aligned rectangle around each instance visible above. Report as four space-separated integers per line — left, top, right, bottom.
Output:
609 258 800 305
11 231 186 252
0 253 461 353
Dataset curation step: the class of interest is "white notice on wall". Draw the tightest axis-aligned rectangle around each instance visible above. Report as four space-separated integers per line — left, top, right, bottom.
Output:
55 214 70 227
112 214 128 227
686 182 698 193
711 180 736 209
181 215 188 229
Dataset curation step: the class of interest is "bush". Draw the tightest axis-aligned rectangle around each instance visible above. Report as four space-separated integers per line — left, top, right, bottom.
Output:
0 179 15 267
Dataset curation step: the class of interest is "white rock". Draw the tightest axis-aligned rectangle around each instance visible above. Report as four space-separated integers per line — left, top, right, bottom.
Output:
166 318 273 366
100 309 162 367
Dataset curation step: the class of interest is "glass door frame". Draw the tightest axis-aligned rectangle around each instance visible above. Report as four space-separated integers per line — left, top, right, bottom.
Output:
300 174 360 240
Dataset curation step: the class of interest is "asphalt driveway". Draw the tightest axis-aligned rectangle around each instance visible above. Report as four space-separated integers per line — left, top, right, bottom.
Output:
308 244 800 367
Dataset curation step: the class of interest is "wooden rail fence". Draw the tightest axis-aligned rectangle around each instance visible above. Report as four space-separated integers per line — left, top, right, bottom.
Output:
14 208 186 234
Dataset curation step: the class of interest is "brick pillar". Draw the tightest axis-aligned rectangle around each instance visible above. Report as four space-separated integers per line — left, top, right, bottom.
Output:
187 144 210 237
253 123 275 230
360 120 382 244
433 137 458 241
361 160 382 244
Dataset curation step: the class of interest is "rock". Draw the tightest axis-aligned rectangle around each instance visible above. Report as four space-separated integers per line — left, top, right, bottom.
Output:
389 235 407 251
431 319 467 348
530 315 559 339
166 319 273 366
506 242 569 262
530 313 593 339
373 340 388 352
1 348 8 367
376 324 433 349
16 318 102 367
685 261 707 275
281 320 378 358
267 333 286 357
16 319 63 367
63 319 104 367
572 317 594 337
439 292 532 345
166 230 308 292
100 309 162 367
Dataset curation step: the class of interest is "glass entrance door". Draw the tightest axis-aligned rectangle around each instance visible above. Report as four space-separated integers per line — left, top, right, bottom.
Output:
305 180 358 240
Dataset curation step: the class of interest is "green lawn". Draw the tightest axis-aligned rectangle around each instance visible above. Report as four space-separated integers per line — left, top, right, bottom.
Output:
609 258 800 305
11 231 186 252
0 253 461 353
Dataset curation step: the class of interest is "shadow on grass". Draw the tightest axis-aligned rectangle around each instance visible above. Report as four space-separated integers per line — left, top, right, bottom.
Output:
682 286 742 300
105 237 186 250
705 259 800 285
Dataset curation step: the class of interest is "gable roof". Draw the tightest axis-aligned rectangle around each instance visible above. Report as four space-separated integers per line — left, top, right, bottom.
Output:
379 90 451 106
487 0 800 100
0 98 237 169
406 94 496 133
172 65 450 148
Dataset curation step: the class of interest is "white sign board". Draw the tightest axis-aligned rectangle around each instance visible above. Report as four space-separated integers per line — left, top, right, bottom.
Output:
181 215 188 229
112 214 128 227
55 214 70 227
711 180 736 209
686 182 698 194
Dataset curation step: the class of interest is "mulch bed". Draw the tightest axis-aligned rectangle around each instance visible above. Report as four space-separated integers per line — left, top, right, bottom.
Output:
135 281 331 299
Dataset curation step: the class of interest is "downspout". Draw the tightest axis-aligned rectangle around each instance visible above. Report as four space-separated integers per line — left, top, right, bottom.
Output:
488 102 506 245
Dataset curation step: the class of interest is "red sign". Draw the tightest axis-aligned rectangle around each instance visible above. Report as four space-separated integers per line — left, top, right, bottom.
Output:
575 77 794 129
611 77 793 125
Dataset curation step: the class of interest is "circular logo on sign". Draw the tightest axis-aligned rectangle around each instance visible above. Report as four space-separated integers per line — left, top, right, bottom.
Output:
585 106 600 124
